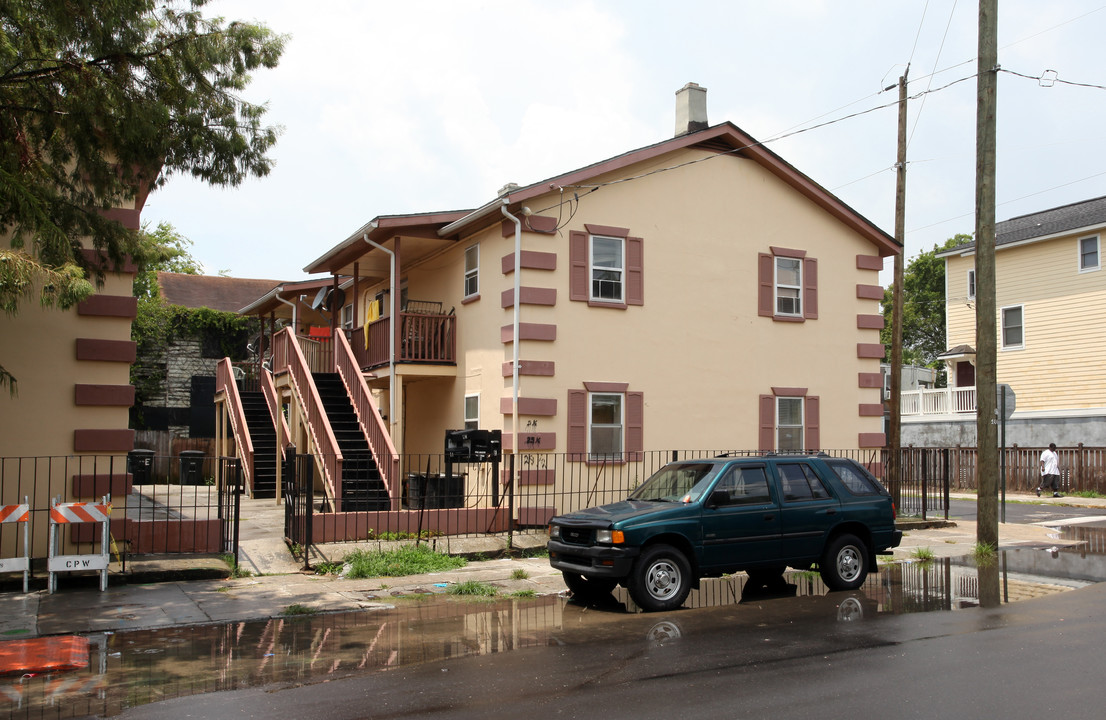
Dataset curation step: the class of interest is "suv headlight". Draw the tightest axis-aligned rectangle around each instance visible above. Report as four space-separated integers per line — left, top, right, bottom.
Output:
549 524 561 540
595 529 625 544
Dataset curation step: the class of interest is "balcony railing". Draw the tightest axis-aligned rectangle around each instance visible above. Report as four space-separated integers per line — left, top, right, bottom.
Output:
901 386 977 416
349 312 456 370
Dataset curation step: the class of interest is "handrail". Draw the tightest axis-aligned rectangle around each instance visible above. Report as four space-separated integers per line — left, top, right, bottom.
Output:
216 358 255 491
901 386 978 416
334 329 401 510
261 368 290 452
272 328 344 510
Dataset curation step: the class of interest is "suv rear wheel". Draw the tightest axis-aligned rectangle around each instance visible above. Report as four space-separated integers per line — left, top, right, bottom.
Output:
820 533 869 590
627 544 692 612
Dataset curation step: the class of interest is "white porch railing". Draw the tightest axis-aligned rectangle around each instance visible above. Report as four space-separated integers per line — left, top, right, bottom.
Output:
901 386 977 416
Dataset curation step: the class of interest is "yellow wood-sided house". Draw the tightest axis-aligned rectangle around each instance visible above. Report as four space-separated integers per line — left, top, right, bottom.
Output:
925 196 1106 446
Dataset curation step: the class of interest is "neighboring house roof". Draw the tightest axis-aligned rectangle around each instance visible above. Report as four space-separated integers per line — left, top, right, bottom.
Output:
937 344 975 359
305 120 900 276
937 195 1106 256
157 272 281 312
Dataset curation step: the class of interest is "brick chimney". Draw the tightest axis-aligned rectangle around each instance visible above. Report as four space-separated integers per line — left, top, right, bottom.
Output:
674 82 708 136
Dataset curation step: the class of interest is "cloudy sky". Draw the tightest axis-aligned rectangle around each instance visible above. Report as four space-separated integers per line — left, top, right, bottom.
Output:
140 1 1106 283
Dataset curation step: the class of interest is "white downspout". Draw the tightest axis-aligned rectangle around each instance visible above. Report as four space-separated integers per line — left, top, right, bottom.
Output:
275 289 298 337
363 233 398 447
501 203 523 465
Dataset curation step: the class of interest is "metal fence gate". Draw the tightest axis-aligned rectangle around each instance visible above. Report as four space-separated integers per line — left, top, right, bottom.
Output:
218 458 242 562
283 445 314 569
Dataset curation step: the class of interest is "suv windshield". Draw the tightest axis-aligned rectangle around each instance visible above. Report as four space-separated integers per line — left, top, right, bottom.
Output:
628 462 719 502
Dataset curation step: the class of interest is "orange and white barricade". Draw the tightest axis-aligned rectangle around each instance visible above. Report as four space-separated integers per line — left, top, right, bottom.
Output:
0 498 30 593
47 495 112 593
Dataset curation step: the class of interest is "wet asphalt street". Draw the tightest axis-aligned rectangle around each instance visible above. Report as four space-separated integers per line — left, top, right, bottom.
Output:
114 569 1106 720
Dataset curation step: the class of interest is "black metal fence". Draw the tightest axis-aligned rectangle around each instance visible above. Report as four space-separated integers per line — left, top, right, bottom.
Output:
0 454 242 584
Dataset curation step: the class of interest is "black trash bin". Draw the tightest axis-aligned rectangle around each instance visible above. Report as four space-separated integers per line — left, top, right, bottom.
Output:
178 450 206 485
127 449 155 485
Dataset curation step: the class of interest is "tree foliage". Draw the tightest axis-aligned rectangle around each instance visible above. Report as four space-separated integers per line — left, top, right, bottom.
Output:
132 221 203 300
1 0 285 393
881 234 972 375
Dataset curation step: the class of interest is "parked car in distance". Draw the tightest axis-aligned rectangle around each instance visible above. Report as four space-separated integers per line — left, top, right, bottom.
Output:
547 453 902 612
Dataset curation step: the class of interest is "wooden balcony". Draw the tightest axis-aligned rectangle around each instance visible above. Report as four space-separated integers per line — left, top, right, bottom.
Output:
349 312 456 371
901 386 977 416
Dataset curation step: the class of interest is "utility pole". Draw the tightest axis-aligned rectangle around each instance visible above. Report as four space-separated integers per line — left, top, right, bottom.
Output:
888 68 908 511
975 0 999 549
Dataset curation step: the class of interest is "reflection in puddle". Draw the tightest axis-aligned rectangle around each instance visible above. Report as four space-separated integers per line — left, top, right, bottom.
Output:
3 543 1104 718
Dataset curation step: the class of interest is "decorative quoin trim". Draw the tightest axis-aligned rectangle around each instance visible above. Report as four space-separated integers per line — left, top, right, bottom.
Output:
502 251 557 274
858 403 884 417
75 339 137 363
858 432 886 448
75 384 135 407
502 360 555 377
77 295 138 318
856 314 884 330
856 255 884 271
500 397 557 416
73 429 134 453
855 284 884 300
501 286 557 307
858 372 883 389
501 323 556 342
501 215 557 235
856 343 885 359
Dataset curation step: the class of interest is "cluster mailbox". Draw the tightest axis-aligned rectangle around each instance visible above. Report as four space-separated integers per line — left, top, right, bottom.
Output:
444 429 502 463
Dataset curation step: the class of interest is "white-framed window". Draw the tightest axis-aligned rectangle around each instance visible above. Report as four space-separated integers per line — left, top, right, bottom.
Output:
1079 235 1100 272
589 392 623 458
967 269 976 299
340 303 353 329
1001 305 1024 350
775 257 802 316
464 245 479 298
464 393 479 430
590 235 625 303
776 397 804 451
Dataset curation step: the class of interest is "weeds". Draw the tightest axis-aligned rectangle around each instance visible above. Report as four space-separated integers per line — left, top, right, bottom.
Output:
910 547 936 562
507 589 536 598
511 568 530 580
973 541 997 564
447 580 499 597
222 554 252 579
282 604 318 616
330 545 467 579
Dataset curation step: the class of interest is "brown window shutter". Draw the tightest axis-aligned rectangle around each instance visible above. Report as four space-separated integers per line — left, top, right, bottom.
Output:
758 253 774 317
758 394 775 451
805 395 820 450
626 391 644 460
567 389 587 457
569 231 589 302
803 257 818 319
626 237 644 306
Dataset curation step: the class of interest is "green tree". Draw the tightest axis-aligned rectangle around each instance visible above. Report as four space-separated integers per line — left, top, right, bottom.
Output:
1 0 285 393
132 221 204 300
881 234 972 380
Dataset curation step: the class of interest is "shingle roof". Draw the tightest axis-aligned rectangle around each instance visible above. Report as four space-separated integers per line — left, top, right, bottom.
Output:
157 272 281 312
995 195 1106 245
942 195 1106 254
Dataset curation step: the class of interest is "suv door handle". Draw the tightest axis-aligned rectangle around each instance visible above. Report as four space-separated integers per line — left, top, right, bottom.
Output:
763 514 775 521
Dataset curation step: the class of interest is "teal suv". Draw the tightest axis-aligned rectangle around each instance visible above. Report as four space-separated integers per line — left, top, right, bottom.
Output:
547 454 902 612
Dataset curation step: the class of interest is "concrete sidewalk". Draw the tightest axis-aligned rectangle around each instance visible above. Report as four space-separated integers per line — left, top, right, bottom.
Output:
1 491 1102 639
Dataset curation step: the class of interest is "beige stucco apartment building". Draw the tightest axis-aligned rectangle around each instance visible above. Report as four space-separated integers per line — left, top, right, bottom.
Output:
928 196 1106 446
299 85 900 465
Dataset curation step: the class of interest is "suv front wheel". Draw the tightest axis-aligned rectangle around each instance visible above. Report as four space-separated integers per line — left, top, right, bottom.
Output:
627 544 692 612
820 533 869 591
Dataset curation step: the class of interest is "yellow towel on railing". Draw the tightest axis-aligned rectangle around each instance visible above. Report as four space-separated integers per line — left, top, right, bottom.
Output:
364 300 380 349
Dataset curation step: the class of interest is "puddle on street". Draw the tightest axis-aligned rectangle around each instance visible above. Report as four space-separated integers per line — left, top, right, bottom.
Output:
5 537 1106 719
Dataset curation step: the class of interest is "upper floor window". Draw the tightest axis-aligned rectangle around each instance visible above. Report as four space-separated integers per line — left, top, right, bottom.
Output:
464 393 479 430
464 245 479 298
568 225 644 308
591 235 624 303
774 257 802 316
340 303 353 329
967 269 976 299
1001 305 1024 349
758 247 818 322
1080 235 1100 272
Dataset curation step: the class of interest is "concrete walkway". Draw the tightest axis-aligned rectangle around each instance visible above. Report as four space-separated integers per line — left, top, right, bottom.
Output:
1 491 1102 639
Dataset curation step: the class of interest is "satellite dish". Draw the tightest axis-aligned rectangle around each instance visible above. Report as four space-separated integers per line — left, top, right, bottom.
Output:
330 288 346 310
311 287 327 310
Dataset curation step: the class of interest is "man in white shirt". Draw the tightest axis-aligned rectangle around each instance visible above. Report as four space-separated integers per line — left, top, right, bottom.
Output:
1038 443 1061 498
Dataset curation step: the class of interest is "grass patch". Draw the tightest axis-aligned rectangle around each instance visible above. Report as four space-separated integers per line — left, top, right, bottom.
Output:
446 580 498 597
973 541 998 565
910 547 936 562
337 544 467 579
282 603 318 616
507 589 537 598
514 546 549 559
511 568 530 580
1066 490 1103 499
222 554 252 579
